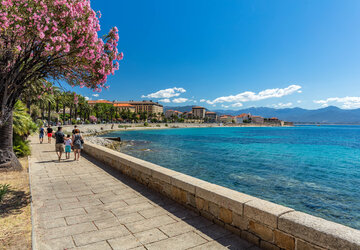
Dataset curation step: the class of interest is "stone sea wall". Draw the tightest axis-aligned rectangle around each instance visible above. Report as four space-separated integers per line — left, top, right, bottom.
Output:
83 142 360 250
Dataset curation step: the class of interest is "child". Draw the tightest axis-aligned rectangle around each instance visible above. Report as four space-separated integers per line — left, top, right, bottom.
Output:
64 134 72 159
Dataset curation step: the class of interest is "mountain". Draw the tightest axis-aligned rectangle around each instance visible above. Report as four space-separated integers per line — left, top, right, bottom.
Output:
166 105 360 123
214 106 360 123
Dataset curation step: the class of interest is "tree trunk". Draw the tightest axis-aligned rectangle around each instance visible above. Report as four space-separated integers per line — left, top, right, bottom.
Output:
26 98 31 114
74 104 77 121
0 112 22 171
41 103 45 120
48 101 51 125
63 103 66 124
69 105 73 123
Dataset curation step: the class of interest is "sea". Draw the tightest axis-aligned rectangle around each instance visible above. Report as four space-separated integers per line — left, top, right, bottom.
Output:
101 125 360 230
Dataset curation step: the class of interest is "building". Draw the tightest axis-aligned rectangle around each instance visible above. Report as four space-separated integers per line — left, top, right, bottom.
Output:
264 117 281 125
235 113 251 123
113 103 136 113
165 110 183 118
251 115 264 124
205 111 217 122
219 115 234 123
114 100 163 115
87 100 113 107
192 106 206 119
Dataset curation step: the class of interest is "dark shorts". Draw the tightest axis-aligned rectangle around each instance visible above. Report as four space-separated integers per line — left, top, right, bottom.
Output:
73 144 82 150
39 133 44 138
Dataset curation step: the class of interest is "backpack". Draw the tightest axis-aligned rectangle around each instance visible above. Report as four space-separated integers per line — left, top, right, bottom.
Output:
74 135 82 146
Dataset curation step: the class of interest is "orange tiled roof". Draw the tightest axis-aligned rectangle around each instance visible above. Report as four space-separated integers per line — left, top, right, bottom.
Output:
88 100 112 104
114 103 135 107
192 106 205 109
206 111 216 114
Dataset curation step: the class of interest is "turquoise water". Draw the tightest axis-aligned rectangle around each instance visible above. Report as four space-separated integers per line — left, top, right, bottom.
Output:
102 126 360 229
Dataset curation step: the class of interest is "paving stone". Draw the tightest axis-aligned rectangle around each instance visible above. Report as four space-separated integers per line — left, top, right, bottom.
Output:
94 217 122 229
112 202 154 217
73 225 130 246
138 207 168 219
145 231 208 250
184 216 214 229
44 222 97 239
65 211 115 225
70 241 112 250
126 214 176 233
159 221 196 237
38 217 67 229
108 235 143 249
37 236 75 250
134 228 168 244
115 212 146 224
195 223 232 241
39 207 86 220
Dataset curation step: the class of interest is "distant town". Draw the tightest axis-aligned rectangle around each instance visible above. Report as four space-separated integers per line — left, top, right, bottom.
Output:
87 99 293 126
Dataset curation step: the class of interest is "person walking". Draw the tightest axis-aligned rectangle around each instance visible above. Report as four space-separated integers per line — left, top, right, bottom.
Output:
72 129 84 161
64 134 72 159
55 127 65 162
72 125 80 135
39 125 45 144
46 125 53 144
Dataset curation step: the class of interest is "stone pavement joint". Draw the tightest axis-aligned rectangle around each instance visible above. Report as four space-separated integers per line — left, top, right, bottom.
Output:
29 136 259 249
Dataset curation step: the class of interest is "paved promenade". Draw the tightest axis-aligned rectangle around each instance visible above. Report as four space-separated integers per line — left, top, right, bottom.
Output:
30 137 259 250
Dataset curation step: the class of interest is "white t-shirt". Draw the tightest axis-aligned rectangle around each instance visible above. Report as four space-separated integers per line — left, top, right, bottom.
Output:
65 139 72 146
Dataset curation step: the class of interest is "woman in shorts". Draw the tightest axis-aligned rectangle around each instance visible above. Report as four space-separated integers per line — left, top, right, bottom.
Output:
71 129 84 161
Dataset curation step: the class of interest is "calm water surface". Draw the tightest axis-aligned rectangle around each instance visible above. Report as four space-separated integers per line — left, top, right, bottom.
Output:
102 126 360 229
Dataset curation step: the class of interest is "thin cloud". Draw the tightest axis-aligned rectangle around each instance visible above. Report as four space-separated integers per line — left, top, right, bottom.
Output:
232 102 243 107
314 96 360 109
92 94 99 97
172 98 188 103
204 85 301 105
142 87 186 99
159 98 171 103
273 102 293 108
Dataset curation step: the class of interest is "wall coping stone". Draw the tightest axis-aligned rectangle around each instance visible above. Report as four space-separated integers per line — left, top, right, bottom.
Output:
278 211 360 250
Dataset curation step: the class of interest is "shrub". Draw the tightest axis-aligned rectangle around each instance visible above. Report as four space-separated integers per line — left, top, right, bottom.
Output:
85 120 90 124
76 120 82 124
156 124 161 127
71 119 76 124
0 184 10 202
144 122 149 127
13 134 31 157
165 123 168 127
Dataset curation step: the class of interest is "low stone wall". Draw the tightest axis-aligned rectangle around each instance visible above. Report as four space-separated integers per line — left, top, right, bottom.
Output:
83 142 360 250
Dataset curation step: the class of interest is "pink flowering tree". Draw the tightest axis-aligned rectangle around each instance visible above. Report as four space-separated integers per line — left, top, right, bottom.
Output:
0 0 123 170
89 115 97 123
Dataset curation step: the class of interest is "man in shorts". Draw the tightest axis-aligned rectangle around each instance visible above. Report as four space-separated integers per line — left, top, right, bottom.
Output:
47 125 53 144
55 127 65 161
39 125 45 144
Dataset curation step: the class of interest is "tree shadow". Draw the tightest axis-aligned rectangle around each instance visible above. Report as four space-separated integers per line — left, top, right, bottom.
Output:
0 189 30 217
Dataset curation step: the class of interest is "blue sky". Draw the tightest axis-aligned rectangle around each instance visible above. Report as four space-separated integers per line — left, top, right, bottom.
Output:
72 0 360 110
